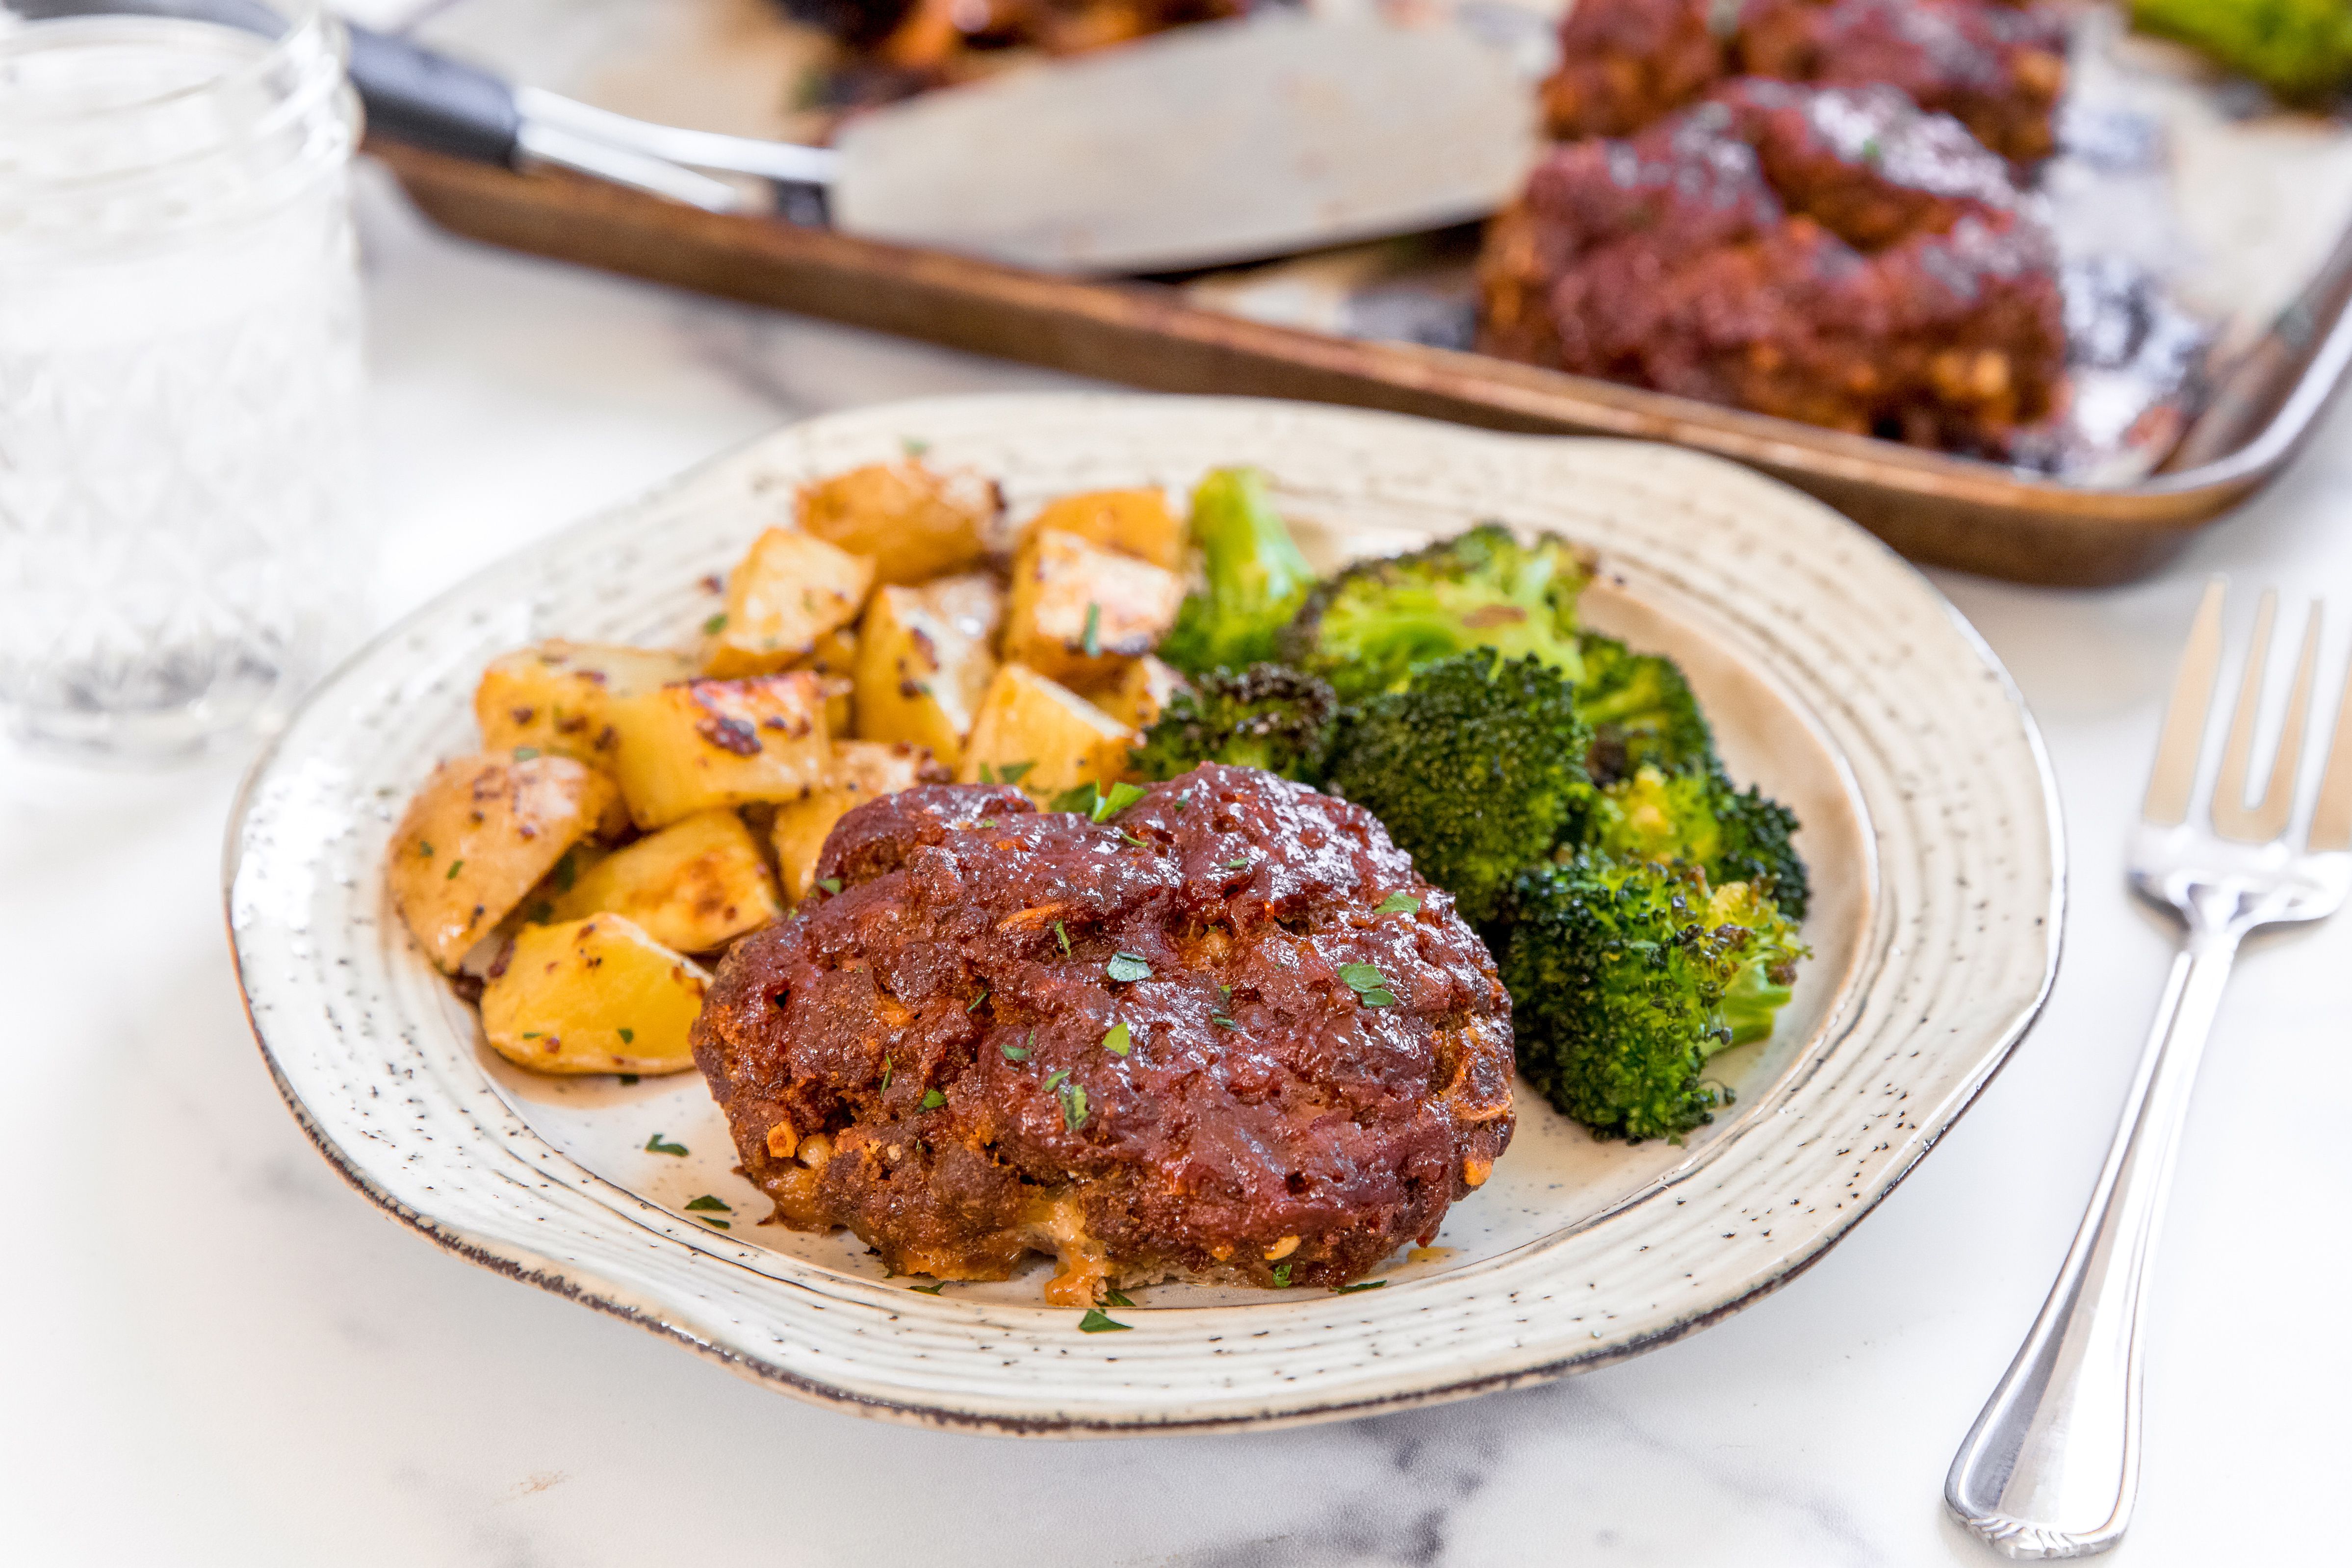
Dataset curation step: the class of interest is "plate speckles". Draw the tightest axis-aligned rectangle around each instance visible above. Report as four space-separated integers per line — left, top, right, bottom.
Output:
226 393 2061 1435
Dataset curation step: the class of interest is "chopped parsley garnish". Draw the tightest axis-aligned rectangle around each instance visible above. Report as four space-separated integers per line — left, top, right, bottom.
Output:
1374 892 1422 916
1333 1279 1386 1294
968 986 988 1012
817 877 842 894
1218 984 1231 998
1271 1263 1292 1288
703 613 728 635
1105 953 1150 983
698 1216 731 1230
920 1088 947 1110
1338 963 1398 1007
1043 1068 1070 1092
999 1036 1031 1063
1048 782 1100 814
513 746 540 761
1055 920 1071 955
1103 1287 1136 1308
527 901 554 924
521 1031 543 1039
1059 1079 1089 1129
552 850 579 893
1078 1308 1130 1333
444 859 465 880
618 1028 634 1044
617 1074 640 1085
979 818 996 828
1119 831 1149 849
684 1195 731 1212
1080 602 1102 658
1173 791 1191 814
901 436 930 457
1101 1021 1131 1056
880 1057 893 1090
1223 858 1249 870
1210 1014 1238 1029
996 760 1035 785
1090 782 1147 823
417 841 434 857
908 1282 945 1294
645 1133 688 1156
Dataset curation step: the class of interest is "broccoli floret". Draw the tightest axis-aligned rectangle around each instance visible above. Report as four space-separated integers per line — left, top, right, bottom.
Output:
1581 764 1810 922
1157 467 1318 675
1501 855 1805 1143
1574 634 1714 782
1278 524 1593 701
2131 0 2352 103
1130 664 1339 783
1322 651 1592 927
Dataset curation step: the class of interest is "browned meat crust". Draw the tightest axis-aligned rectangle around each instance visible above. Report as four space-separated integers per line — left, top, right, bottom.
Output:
1480 80 2065 453
1543 0 2069 167
691 766 1515 1303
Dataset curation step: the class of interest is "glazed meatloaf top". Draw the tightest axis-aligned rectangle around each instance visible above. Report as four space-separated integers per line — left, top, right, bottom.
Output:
691 764 1515 1304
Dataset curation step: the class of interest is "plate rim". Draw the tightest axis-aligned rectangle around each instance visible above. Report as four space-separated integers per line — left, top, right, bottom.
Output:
224 391 2067 1435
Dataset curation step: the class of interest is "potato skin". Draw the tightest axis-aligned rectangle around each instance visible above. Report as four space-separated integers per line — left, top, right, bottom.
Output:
955 663 1136 795
388 753 620 971
851 575 1001 762
481 915 709 1075
1003 529 1184 691
797 460 1000 584
605 673 833 829
475 641 696 765
704 528 876 678
549 807 782 952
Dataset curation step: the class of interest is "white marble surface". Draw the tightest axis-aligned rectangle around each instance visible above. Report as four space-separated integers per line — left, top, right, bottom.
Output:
4 161 2349 1565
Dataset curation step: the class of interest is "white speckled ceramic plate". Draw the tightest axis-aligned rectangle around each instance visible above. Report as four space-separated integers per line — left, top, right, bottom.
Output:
226 394 2061 1435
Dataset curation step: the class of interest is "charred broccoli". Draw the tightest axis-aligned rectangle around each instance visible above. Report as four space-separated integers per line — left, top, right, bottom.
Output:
1278 524 1593 701
1501 855 1806 1143
1321 651 1592 927
1581 764 1810 921
1157 467 1318 675
2131 0 2352 103
1573 634 1714 782
1130 664 1340 783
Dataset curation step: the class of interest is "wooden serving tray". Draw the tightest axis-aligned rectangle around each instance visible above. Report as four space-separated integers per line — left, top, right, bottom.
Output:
377 138 2352 587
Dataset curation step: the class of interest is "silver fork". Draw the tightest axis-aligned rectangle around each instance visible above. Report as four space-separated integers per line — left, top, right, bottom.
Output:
1946 579 2352 1559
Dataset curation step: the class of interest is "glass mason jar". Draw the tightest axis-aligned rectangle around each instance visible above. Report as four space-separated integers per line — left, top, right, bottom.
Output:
0 0 366 763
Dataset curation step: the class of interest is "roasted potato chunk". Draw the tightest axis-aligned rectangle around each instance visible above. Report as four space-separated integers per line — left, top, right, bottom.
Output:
1020 488 1184 570
605 673 832 829
388 753 620 971
475 641 696 765
480 915 709 1076
549 808 782 952
852 573 1003 761
798 459 1000 584
771 740 952 901
1003 529 1184 691
1096 654 1188 732
791 626 858 735
704 528 876 678
956 663 1136 795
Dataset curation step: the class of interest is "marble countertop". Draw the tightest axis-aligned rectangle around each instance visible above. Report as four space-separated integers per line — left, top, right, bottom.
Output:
5 160 2349 1566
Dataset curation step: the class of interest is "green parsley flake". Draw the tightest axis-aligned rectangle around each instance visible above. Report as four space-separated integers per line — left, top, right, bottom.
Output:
646 1133 688 1156
1210 1014 1238 1029
997 760 1035 785
979 818 997 829
1103 1287 1136 1308
1173 791 1191 814
999 1038 1031 1063
1271 1263 1292 1288
1049 782 1100 815
1080 602 1102 658
902 436 930 457
1333 1279 1386 1294
703 613 727 635
513 746 540 761
698 1216 731 1230
1374 892 1422 916
968 986 988 1012
909 1282 945 1294
1055 920 1071 955
417 841 434 857
617 1074 640 1086
618 1028 635 1044
1338 963 1392 995
920 1088 947 1110
528 901 554 925
817 877 842 894
1078 1308 1130 1333
1101 1021 1131 1056
1119 831 1150 849
552 850 579 893
1105 953 1150 983
444 859 465 881
1090 781 1147 823
1043 1068 1070 1092
880 1058 893 1090
1059 1079 1089 1129
684 1195 731 1212
977 762 997 784
1219 983 1231 998
1223 858 1249 870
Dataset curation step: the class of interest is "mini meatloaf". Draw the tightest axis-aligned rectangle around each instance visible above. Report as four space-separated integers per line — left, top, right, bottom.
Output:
1543 0 2069 167
1480 80 2064 453
692 765 1515 1303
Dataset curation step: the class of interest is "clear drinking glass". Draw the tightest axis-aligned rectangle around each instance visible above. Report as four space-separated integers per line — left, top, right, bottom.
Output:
0 0 365 763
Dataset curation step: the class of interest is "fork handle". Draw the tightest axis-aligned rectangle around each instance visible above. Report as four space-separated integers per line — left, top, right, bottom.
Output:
1946 927 2241 1559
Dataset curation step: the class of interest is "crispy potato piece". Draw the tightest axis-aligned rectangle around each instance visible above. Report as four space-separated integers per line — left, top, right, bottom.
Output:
549 808 782 952
1020 488 1184 570
1095 654 1188 732
798 459 1000 584
791 626 858 736
480 915 709 1076
1004 529 1185 691
852 573 1003 761
704 528 876 678
475 641 697 765
388 753 620 971
605 673 832 829
772 740 952 901
956 663 1136 794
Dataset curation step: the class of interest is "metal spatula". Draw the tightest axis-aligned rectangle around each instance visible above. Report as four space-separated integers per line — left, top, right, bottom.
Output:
28 0 1540 276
